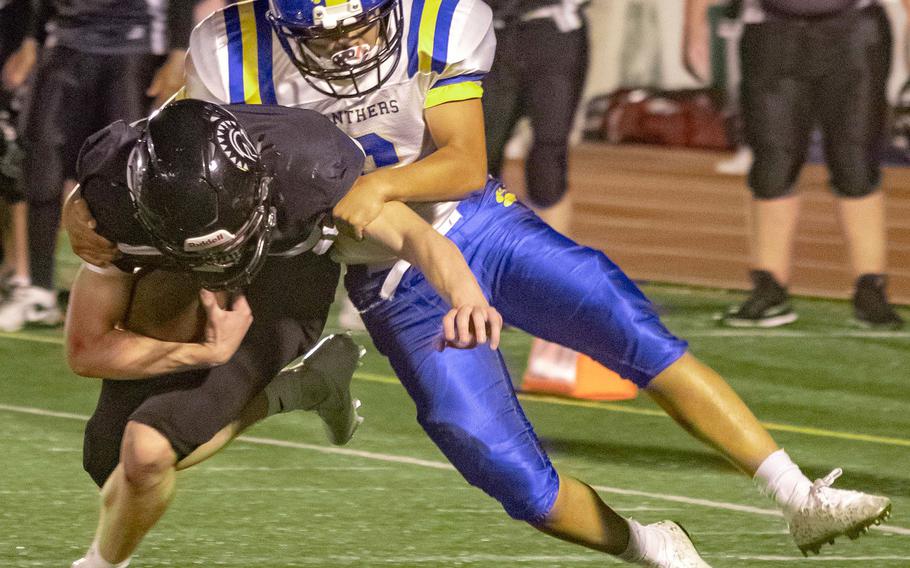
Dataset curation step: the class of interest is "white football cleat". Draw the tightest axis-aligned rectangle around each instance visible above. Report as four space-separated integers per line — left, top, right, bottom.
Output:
277 333 365 445
787 468 892 556
71 557 130 568
634 521 712 568
71 546 130 568
0 285 62 332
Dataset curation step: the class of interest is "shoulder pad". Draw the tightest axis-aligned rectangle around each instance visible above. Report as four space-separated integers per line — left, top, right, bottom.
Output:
407 0 493 76
186 4 234 102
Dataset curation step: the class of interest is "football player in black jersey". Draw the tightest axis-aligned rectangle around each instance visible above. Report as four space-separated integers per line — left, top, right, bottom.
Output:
63 99 502 568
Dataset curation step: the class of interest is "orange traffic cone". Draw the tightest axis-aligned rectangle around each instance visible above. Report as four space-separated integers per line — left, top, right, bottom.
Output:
521 339 638 401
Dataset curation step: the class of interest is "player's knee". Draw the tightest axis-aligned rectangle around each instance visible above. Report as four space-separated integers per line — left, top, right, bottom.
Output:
748 152 799 199
120 421 177 490
832 183 876 199
422 420 560 523
526 142 568 209
526 180 568 209
749 179 794 200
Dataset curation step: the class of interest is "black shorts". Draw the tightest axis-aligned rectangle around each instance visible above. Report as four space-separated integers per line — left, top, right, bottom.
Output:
21 46 164 204
741 5 891 199
82 252 340 487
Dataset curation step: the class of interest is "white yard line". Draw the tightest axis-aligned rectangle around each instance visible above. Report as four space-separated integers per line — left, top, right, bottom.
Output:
725 555 910 563
685 330 910 339
1 402 907 538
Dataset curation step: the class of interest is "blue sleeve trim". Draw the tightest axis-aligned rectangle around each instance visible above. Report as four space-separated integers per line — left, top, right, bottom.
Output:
406 0 425 77
431 0 460 74
432 72 485 88
253 0 277 104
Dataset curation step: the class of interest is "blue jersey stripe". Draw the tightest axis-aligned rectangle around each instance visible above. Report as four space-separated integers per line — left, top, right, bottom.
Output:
432 72 485 88
224 5 246 104
253 0 277 104
407 0 425 77
431 0 459 74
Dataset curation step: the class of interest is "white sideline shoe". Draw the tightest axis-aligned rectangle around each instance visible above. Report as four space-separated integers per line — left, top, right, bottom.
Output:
276 333 366 445
632 521 712 568
0 285 62 332
714 146 753 176
787 468 892 556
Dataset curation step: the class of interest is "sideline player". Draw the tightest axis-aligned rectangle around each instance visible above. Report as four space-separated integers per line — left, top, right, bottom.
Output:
0 0 193 331
66 99 503 568
0 0 30 294
72 0 893 564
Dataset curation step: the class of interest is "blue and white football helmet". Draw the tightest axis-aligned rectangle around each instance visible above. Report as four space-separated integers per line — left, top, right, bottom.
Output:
268 0 403 97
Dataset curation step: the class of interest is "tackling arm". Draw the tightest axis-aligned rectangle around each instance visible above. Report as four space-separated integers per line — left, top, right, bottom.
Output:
330 99 488 239
360 201 502 349
65 266 252 379
357 99 488 202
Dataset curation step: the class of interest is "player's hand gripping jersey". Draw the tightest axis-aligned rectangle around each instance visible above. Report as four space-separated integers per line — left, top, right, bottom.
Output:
185 0 495 264
76 104 365 274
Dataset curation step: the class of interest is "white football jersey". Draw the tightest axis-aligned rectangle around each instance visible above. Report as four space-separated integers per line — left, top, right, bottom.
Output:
185 0 495 265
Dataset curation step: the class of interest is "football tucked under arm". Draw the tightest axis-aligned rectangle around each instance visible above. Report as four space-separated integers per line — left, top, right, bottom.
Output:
65 266 247 379
124 270 206 343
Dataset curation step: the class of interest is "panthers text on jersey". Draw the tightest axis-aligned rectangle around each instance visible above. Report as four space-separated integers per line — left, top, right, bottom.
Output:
185 0 495 265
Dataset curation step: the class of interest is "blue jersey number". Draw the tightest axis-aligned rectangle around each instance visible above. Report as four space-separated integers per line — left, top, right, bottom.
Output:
356 133 399 168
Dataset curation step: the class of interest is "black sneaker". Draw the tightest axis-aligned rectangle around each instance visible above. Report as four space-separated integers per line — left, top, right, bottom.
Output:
853 274 904 329
721 270 798 328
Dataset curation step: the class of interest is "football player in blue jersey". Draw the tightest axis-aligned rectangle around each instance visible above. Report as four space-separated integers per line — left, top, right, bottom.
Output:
66 0 893 565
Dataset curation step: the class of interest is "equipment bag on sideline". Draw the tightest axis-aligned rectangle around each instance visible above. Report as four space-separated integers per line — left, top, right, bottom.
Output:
584 88 733 151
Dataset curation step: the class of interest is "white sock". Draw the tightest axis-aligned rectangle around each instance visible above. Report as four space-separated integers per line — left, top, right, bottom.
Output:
617 519 653 564
264 369 327 416
7 275 30 288
76 541 131 568
753 449 812 513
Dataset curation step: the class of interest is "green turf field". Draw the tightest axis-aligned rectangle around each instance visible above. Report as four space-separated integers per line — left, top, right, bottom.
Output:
1 273 908 567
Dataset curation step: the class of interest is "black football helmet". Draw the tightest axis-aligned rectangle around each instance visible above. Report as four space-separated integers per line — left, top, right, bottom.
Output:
127 99 277 290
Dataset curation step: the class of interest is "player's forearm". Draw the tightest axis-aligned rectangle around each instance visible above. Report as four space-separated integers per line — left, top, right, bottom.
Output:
363 201 488 308
368 143 487 204
67 330 215 379
408 233 488 309
684 0 712 37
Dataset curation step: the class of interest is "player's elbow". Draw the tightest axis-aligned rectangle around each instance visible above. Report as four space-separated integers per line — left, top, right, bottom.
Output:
465 167 487 192
66 333 102 377
458 152 487 191
66 350 94 378
445 143 487 192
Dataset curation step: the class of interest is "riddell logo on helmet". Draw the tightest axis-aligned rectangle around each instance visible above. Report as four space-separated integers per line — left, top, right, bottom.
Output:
184 230 235 251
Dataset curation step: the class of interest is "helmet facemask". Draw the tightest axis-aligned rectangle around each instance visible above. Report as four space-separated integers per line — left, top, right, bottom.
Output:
269 0 403 98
